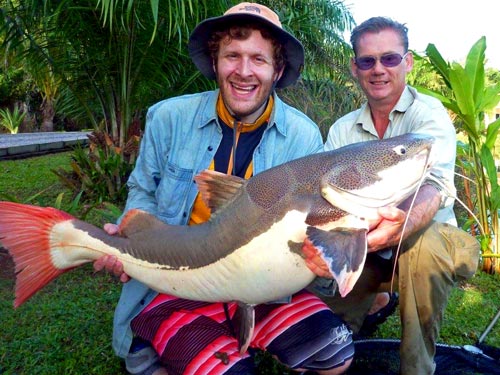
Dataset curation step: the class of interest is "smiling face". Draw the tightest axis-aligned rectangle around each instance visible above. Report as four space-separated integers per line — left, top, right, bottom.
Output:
215 28 283 123
351 29 413 108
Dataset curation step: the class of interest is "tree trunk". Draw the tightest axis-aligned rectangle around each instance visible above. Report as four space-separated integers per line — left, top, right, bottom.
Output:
40 98 55 132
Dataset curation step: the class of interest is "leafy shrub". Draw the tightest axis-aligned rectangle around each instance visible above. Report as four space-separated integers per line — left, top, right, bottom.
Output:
0 106 26 134
417 37 500 273
53 131 140 205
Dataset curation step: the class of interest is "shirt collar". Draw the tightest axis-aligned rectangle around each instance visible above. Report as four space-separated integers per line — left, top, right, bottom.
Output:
355 85 415 135
198 90 286 136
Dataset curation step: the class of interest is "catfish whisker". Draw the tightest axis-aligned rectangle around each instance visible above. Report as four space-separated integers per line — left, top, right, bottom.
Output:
433 165 476 186
426 171 484 234
453 169 475 185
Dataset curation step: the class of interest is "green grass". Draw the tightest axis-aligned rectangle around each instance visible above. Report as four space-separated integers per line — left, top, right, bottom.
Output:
374 273 500 347
0 152 73 206
0 153 499 374
0 267 123 374
0 152 125 374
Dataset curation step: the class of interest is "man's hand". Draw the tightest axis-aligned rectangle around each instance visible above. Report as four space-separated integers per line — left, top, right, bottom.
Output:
367 206 407 253
302 238 334 279
93 223 131 283
367 185 442 253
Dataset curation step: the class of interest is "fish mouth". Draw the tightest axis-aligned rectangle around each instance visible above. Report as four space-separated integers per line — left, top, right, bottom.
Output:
329 179 422 217
322 148 431 219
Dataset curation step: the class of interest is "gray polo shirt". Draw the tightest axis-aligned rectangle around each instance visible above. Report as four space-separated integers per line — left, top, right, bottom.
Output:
324 85 457 225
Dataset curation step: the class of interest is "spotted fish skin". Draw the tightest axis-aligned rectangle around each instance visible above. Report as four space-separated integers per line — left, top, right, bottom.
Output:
0 133 433 307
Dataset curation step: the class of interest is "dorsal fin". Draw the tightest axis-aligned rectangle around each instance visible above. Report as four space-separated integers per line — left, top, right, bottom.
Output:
194 170 246 214
118 209 167 237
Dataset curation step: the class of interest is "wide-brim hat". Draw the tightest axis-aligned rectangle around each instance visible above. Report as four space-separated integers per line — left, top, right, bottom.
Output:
188 2 304 88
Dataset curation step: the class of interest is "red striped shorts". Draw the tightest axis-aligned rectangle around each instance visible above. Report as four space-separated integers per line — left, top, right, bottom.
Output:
130 289 353 374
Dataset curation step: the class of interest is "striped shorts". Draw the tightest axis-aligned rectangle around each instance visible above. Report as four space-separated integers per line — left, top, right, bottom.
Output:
130 290 354 374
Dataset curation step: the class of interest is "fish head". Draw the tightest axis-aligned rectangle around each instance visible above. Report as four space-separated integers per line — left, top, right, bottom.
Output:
321 133 434 219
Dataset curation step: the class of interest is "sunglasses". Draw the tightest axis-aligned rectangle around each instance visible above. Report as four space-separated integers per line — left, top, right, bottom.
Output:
354 52 408 70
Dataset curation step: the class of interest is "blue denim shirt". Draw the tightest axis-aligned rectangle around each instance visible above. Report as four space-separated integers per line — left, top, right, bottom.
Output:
112 89 323 358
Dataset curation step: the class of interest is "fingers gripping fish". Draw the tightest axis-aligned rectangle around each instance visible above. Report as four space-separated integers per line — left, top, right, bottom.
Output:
0 133 433 353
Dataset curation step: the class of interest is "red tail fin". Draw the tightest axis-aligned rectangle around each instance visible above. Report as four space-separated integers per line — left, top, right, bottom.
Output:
0 201 75 307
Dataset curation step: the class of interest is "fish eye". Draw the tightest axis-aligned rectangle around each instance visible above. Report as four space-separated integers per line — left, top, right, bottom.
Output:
393 145 407 155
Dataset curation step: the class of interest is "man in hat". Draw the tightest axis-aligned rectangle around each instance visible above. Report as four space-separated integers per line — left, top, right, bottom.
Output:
94 3 354 374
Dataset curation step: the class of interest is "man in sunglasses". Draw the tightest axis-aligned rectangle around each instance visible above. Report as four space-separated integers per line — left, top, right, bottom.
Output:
308 17 480 375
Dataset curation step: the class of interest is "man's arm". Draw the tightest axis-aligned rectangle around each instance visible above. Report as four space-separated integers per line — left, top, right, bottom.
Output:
367 184 440 252
304 184 441 278
93 106 166 282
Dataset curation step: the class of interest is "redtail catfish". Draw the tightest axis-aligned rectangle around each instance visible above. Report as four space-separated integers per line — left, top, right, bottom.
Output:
0 133 433 353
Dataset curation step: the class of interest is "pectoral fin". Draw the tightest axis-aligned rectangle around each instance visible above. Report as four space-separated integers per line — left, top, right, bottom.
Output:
306 226 367 297
232 302 255 354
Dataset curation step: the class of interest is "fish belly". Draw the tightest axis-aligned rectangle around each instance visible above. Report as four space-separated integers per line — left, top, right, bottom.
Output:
123 210 314 304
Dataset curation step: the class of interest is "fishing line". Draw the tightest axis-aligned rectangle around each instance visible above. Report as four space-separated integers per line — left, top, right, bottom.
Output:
388 157 433 292
389 165 484 291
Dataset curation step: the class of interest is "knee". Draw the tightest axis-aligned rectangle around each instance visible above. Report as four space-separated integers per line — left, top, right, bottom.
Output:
404 222 479 279
439 223 480 280
299 323 354 374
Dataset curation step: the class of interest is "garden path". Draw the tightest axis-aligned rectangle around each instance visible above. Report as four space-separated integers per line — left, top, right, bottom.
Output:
0 131 90 160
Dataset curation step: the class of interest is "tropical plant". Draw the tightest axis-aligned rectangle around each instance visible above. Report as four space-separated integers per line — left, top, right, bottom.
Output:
279 78 363 140
37 67 60 132
0 65 33 108
416 37 500 273
408 53 452 96
265 0 355 82
0 106 26 134
92 0 356 138
1 0 355 202
52 131 140 205
0 0 226 201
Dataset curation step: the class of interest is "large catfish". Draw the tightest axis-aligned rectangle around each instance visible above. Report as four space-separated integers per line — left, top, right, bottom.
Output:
0 133 433 352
